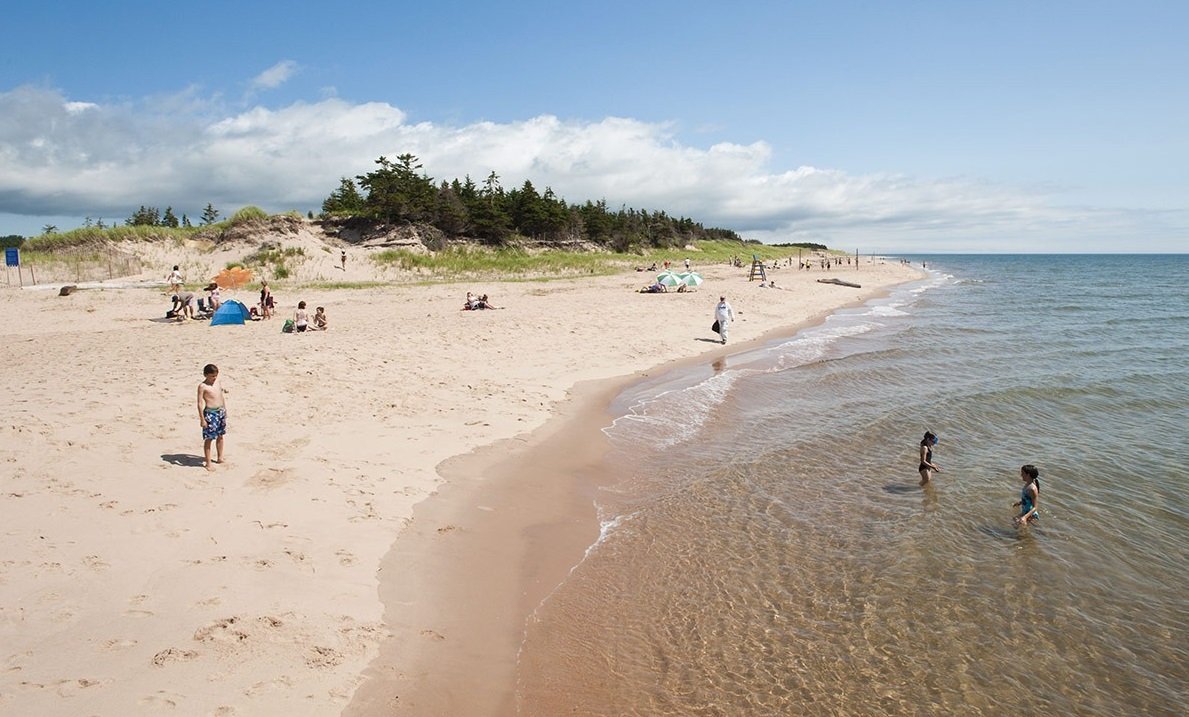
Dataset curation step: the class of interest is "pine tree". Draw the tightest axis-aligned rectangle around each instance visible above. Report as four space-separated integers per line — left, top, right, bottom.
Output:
321 177 365 214
201 203 220 225
162 206 179 228
182 214 191 228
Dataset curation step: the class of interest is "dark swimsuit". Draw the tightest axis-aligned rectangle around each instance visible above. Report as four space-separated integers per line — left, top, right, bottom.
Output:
919 444 933 472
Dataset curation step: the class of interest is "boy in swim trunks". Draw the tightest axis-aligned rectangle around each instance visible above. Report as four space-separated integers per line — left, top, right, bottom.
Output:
198 363 228 471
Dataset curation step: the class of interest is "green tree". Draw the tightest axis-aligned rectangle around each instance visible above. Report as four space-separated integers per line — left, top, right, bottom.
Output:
321 177 366 214
126 206 160 226
433 181 469 235
201 203 220 225
41 224 58 235
466 172 511 243
181 214 191 228
356 154 437 223
0 234 25 248
162 206 179 228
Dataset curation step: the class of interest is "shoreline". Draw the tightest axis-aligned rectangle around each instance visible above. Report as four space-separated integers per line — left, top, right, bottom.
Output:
0 258 921 716
345 277 922 716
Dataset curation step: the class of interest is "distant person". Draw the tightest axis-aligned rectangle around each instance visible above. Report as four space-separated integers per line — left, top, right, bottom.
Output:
918 431 942 484
205 282 221 310
1013 464 1041 526
167 265 184 294
294 300 309 332
260 281 274 319
684 257 691 271
313 306 328 330
340 249 347 271
197 363 228 471
171 291 196 321
714 295 735 344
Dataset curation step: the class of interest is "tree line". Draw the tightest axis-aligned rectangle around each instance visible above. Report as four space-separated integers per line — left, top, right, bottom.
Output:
321 153 745 250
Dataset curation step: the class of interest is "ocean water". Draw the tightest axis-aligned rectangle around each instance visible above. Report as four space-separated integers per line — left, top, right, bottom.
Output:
516 255 1189 716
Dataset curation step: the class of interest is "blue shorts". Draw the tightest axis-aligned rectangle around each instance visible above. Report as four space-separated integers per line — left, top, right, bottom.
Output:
203 407 226 440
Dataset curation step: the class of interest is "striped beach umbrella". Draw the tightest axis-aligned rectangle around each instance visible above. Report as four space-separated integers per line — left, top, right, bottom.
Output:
656 271 682 288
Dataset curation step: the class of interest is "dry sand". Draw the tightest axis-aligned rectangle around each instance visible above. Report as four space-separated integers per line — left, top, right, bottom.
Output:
0 249 921 716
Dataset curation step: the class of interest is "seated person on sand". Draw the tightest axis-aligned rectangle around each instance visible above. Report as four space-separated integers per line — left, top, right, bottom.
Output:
170 291 196 321
313 306 328 330
463 291 479 310
294 300 310 332
640 282 665 293
477 294 499 309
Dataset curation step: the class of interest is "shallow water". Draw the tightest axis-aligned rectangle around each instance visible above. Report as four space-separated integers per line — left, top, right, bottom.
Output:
516 255 1189 716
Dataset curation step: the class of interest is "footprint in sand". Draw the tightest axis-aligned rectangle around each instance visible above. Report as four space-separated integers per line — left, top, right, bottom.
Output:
335 550 357 567
138 691 181 709
243 676 293 696
305 646 343 669
193 617 249 644
102 638 139 651
151 648 199 667
247 468 295 490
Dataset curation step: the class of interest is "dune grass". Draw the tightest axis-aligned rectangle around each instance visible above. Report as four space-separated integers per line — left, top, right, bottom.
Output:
371 240 811 279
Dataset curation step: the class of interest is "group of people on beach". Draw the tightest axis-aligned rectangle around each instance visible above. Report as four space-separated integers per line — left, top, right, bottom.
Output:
917 431 1041 527
287 301 328 332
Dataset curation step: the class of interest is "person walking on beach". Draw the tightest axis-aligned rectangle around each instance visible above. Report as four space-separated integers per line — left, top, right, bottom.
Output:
1013 464 1040 526
340 249 347 271
714 296 735 344
167 265 184 294
918 431 942 484
198 364 228 471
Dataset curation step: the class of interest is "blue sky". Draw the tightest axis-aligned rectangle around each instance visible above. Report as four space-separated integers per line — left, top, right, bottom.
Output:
2 0 1185 251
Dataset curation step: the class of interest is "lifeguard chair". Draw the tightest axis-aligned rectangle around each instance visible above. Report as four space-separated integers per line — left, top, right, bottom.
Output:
748 254 767 282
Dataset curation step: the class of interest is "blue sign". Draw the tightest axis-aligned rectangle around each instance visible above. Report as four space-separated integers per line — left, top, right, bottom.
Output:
4 248 17 267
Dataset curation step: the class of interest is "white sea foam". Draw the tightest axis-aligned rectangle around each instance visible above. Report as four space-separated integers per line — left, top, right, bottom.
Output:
607 368 750 448
866 305 910 317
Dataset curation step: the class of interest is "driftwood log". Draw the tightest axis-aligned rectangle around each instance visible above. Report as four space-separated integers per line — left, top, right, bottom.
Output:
816 278 862 288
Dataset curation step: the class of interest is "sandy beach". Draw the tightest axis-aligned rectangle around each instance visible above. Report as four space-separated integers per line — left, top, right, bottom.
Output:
0 247 920 716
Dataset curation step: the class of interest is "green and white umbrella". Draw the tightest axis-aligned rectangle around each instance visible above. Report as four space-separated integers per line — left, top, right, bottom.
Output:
656 271 682 288
677 271 704 288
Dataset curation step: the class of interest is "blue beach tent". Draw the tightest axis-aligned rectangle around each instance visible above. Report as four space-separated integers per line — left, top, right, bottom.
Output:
210 299 251 326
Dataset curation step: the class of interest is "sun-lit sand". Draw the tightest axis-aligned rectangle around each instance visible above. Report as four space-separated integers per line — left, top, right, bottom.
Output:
0 239 920 715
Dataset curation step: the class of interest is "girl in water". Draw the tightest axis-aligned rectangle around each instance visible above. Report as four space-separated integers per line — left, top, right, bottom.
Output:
918 431 942 484
1013 464 1040 526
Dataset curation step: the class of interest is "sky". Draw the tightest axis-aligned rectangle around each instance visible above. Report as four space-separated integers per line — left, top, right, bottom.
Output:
2 0 1186 252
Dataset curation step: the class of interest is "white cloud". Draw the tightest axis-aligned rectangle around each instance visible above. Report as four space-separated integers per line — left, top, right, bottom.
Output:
250 61 298 91
0 85 1183 251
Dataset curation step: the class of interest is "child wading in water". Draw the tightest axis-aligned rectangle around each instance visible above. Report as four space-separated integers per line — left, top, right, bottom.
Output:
1013 464 1040 526
198 364 228 471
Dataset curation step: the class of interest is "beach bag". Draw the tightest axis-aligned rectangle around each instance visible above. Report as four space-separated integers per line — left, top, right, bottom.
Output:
712 320 720 334
282 319 295 333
